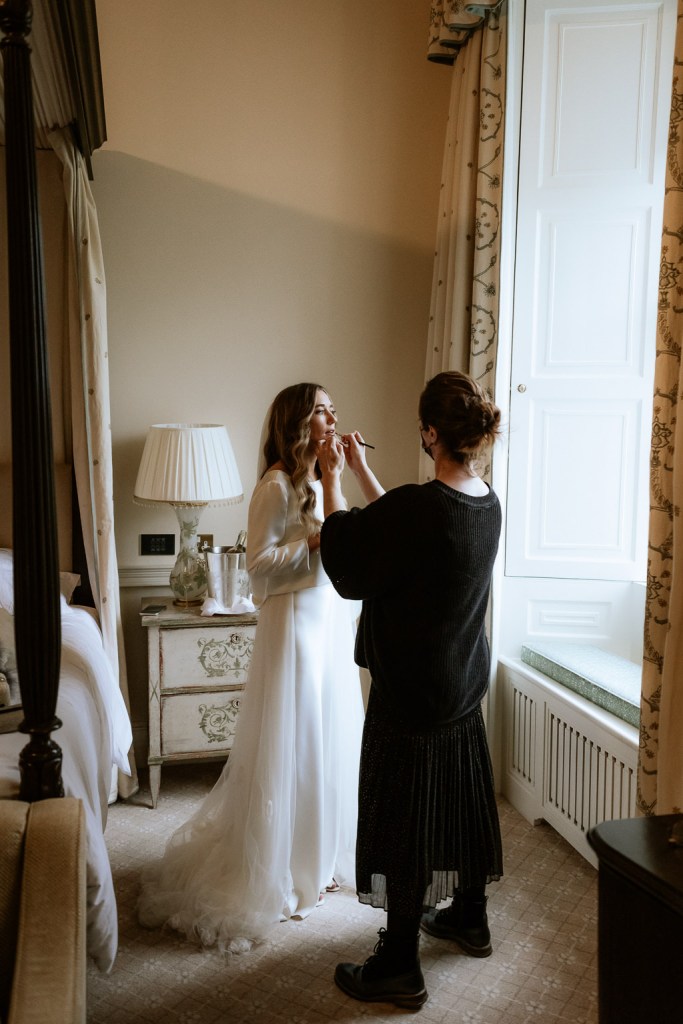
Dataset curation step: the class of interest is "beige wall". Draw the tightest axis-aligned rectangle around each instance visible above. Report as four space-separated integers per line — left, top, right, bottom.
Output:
91 0 451 758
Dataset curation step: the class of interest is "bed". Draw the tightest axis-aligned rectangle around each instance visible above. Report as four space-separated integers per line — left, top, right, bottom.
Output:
0 549 132 971
0 0 132 979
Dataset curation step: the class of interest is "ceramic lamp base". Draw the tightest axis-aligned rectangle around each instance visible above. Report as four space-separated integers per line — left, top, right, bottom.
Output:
169 504 208 605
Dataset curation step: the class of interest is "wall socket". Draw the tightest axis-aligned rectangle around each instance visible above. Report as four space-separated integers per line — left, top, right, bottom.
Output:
198 534 214 549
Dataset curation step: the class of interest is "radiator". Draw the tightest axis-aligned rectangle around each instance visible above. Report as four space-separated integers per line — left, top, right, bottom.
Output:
499 657 638 867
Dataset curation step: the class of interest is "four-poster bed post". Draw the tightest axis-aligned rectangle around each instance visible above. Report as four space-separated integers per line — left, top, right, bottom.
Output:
1 0 63 800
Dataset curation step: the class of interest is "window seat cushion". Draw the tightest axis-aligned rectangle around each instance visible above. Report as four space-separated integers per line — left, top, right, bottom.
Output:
520 641 641 728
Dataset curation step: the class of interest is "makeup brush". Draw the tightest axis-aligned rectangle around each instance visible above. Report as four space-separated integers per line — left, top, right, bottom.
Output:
334 433 375 450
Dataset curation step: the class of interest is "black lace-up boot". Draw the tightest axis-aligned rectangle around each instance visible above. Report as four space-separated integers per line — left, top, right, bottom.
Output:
334 927 428 1010
421 889 492 956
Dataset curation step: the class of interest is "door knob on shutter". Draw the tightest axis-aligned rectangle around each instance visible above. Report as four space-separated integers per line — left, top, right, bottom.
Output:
517 384 527 393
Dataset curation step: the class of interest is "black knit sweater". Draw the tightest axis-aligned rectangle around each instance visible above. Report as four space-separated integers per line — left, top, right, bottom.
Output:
320 480 501 730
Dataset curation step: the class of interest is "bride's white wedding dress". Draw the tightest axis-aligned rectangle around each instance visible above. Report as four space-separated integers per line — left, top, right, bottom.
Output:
138 471 364 952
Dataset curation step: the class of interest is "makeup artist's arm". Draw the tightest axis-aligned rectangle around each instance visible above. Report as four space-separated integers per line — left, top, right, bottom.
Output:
341 433 385 503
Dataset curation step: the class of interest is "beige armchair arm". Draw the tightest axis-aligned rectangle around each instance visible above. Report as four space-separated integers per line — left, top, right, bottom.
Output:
0 797 86 1024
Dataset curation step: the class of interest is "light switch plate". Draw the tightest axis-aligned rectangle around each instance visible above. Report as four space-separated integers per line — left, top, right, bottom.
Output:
140 534 175 556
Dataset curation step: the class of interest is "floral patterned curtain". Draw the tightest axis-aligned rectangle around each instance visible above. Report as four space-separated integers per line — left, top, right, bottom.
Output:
423 2 506 485
638 7 683 816
428 0 505 66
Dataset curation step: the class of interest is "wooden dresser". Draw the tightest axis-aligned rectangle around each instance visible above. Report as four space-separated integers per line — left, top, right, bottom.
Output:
141 599 257 807
587 813 683 1024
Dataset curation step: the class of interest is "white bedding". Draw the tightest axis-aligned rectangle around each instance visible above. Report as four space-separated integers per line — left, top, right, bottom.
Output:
0 594 132 972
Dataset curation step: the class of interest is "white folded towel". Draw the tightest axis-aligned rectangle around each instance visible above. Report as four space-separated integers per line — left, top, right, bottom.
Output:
201 595 257 616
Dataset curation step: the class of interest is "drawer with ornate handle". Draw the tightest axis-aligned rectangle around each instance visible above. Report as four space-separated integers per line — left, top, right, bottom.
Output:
160 690 243 755
159 624 256 689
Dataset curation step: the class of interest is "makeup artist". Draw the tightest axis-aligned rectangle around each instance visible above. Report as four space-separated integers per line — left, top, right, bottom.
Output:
317 370 504 1011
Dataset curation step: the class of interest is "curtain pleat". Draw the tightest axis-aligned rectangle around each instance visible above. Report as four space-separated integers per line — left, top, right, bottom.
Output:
423 7 506 480
638 8 683 816
49 128 139 800
428 0 505 65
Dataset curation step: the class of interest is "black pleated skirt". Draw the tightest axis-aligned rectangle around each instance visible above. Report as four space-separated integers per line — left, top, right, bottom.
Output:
355 687 503 915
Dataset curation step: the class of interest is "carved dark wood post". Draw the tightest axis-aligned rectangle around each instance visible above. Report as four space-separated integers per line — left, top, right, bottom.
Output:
0 0 63 799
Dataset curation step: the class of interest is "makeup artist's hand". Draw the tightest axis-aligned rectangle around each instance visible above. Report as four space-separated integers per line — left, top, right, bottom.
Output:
339 432 368 476
337 432 386 504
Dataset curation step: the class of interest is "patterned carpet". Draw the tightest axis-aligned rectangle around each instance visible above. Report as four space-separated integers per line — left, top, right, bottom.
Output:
86 763 598 1023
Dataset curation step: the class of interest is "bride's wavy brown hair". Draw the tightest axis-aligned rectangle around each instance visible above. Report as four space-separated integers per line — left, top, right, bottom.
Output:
261 382 328 536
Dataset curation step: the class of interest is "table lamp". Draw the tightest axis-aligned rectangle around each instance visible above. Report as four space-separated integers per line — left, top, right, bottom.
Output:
134 423 243 605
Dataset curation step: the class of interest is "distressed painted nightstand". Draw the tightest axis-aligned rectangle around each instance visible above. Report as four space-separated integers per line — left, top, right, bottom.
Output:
141 598 258 807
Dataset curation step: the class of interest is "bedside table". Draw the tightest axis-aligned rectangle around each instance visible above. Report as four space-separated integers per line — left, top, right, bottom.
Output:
141 599 258 807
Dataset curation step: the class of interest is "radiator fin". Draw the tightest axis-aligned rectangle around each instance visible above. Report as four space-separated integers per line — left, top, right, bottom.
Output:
510 686 536 785
546 711 635 833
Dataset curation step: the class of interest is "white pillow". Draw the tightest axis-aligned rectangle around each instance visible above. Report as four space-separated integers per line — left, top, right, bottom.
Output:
0 672 10 707
0 607 18 703
0 548 81 614
59 571 81 604
0 548 13 613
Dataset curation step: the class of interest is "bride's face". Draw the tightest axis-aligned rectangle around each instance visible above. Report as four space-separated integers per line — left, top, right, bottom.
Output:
308 389 337 445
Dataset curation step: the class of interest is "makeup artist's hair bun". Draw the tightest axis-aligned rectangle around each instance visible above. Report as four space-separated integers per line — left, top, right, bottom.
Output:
419 371 502 459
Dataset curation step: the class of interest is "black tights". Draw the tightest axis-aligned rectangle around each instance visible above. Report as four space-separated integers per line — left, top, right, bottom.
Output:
386 879 487 942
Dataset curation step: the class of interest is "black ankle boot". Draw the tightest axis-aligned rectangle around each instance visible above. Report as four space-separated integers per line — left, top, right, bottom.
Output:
421 891 492 957
334 927 428 1010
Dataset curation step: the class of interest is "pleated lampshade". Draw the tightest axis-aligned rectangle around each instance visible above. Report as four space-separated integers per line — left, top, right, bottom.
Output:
134 424 243 506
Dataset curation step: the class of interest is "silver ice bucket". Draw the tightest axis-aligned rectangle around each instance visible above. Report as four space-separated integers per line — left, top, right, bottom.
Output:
205 546 247 606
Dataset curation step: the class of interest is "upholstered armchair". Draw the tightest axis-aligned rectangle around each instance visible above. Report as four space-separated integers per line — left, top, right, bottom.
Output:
0 797 86 1024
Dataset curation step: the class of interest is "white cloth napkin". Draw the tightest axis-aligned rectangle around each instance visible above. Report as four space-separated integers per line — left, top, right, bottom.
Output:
201 595 257 616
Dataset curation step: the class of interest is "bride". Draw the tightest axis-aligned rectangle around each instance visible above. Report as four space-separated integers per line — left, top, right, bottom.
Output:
137 382 365 952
